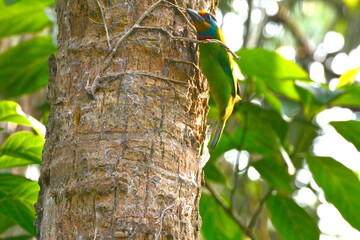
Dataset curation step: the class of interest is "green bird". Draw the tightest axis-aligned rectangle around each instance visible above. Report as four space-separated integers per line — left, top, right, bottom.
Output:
186 9 242 150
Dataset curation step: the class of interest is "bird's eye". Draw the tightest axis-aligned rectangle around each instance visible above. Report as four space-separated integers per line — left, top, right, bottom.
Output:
205 13 217 22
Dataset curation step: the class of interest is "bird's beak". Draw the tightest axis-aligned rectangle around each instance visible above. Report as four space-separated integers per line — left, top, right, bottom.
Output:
186 9 204 24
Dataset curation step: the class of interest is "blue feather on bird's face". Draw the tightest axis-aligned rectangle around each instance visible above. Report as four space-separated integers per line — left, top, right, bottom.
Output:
186 9 220 40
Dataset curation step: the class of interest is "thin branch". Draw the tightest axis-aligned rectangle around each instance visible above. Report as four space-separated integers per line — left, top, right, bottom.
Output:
229 88 250 207
96 0 111 49
205 183 257 240
130 26 240 59
243 0 253 47
165 57 201 72
248 189 272 229
274 3 313 57
155 201 176 240
229 151 242 206
161 0 197 32
107 0 163 61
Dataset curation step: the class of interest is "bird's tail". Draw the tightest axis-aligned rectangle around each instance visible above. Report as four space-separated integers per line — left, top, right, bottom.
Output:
209 119 226 150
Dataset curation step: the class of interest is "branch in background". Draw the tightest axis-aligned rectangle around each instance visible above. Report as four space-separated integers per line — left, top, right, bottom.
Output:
243 0 253 47
272 3 314 58
230 101 250 206
205 183 258 240
248 189 272 229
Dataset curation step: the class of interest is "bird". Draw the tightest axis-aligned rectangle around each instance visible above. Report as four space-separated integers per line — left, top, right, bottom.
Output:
186 9 242 150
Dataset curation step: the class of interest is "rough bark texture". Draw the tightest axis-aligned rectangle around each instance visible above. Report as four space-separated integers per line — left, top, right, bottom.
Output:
36 0 214 239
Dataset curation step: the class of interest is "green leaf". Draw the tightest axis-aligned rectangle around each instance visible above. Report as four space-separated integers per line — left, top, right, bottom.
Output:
0 37 56 98
0 174 39 203
0 212 16 234
203 161 227 183
331 84 360 107
209 103 287 160
307 156 360 231
286 119 318 166
253 78 282 112
266 194 320 240
294 82 338 119
200 194 242 240
236 48 310 81
236 48 309 106
0 131 44 169
0 0 54 37
0 100 45 137
229 103 288 159
252 159 293 194
0 174 39 236
281 98 301 120
0 198 36 236
295 81 343 104
330 120 360 151
337 67 360 88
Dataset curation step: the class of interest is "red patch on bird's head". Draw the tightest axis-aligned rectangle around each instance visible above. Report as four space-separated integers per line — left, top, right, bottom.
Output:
198 10 207 18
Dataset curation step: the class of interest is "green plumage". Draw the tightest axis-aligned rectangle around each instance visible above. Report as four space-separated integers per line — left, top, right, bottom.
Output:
187 9 241 150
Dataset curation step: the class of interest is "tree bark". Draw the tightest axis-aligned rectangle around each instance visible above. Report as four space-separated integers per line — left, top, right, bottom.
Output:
36 0 214 239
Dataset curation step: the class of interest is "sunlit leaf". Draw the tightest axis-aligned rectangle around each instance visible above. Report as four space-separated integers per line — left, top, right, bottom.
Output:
330 120 360 151
252 159 293 194
0 37 56 98
342 0 360 9
267 194 320 240
236 48 310 81
307 156 360 231
200 194 242 240
0 100 45 136
0 131 44 169
0 0 54 37
337 67 360 88
0 174 39 202
235 48 308 104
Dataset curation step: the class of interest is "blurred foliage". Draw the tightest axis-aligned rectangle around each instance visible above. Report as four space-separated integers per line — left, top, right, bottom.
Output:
201 0 360 240
0 0 51 238
0 0 360 239
0 101 44 237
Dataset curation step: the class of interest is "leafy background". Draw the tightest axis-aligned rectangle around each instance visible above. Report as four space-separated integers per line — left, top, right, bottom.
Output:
0 0 359 239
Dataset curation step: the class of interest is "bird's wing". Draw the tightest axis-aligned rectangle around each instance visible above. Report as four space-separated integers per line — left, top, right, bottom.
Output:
216 48 239 99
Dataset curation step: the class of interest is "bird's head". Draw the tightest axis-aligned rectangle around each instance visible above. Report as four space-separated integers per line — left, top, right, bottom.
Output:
186 9 220 40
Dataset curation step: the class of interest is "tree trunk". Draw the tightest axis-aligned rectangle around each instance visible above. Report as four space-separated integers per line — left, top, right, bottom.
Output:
36 0 214 239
